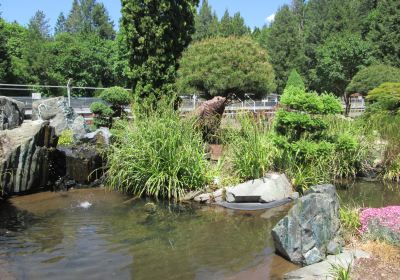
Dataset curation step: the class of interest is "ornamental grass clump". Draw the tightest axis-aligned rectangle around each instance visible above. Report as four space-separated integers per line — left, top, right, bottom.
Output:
106 103 210 200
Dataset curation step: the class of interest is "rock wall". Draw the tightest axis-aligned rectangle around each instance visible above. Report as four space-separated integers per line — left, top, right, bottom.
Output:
0 121 58 195
0 96 25 130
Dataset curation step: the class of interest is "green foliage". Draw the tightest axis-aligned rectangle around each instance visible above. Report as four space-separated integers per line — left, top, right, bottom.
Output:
176 36 276 99
28 10 51 39
0 19 11 82
329 261 352 280
227 114 277 180
121 0 198 105
100 86 131 116
90 102 113 128
58 129 74 146
106 103 209 200
193 0 219 41
365 0 400 67
267 5 306 93
347 65 400 95
340 206 361 232
285 69 305 91
367 83 400 112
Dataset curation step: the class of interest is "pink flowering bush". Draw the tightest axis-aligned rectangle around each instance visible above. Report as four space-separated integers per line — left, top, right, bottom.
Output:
360 206 400 245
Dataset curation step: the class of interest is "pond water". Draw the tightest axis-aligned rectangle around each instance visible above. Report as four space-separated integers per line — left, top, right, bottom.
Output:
0 181 398 280
0 188 297 280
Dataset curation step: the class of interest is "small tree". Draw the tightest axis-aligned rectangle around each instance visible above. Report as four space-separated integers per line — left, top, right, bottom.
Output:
285 69 305 91
99 86 131 117
90 102 114 128
347 65 400 95
176 36 276 99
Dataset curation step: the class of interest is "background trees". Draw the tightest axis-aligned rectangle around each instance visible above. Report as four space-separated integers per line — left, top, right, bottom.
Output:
176 37 276 99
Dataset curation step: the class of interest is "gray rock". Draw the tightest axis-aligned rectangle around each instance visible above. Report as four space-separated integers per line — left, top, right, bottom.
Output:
327 240 342 255
284 250 370 280
81 127 111 146
0 96 25 130
272 184 341 266
0 120 58 195
32 97 79 136
58 145 104 185
226 173 292 203
71 116 88 139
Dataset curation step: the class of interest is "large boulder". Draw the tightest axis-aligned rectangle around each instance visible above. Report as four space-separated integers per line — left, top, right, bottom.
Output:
0 120 58 195
32 97 88 137
226 173 293 203
0 96 25 130
272 184 342 266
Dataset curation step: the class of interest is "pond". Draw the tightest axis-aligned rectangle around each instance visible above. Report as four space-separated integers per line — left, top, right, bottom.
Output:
0 188 297 280
0 181 398 280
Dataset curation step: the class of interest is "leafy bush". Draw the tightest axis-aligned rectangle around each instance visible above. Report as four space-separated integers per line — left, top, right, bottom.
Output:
90 102 114 128
99 86 131 117
285 69 305 91
367 82 400 112
58 129 74 146
106 103 210 200
347 64 400 95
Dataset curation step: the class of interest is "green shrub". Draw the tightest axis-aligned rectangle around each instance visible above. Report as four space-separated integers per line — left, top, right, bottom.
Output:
329 261 352 280
367 82 400 112
58 129 74 146
90 102 114 128
285 69 305 91
347 64 400 95
106 103 209 200
100 86 131 117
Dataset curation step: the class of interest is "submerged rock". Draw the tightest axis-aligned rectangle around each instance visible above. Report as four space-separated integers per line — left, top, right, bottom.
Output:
0 120 58 195
0 96 25 130
272 184 342 266
226 173 293 203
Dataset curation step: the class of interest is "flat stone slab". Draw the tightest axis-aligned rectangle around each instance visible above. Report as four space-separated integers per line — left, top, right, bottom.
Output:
226 173 293 203
216 198 292 211
284 250 370 280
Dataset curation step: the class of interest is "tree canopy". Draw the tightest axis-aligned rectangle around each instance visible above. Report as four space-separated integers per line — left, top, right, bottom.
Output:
176 36 276 99
347 65 400 95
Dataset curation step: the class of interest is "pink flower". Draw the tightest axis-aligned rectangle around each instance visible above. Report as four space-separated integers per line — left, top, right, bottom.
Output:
359 206 400 234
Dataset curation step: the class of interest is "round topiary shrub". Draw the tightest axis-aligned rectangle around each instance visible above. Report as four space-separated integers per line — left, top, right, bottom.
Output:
99 87 131 117
90 102 114 128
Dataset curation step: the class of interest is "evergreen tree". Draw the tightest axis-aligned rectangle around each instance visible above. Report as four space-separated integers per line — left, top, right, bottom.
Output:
92 3 115 39
66 0 83 34
230 12 250 36
193 0 218 41
55 13 67 35
285 69 305 91
366 0 400 67
218 10 233 37
28 10 51 39
267 5 306 93
121 0 199 103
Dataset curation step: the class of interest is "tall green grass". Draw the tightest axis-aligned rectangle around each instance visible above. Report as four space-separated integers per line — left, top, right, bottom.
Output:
225 113 278 180
106 104 210 200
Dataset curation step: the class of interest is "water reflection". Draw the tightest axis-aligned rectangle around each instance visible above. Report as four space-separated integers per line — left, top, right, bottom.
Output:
0 189 296 280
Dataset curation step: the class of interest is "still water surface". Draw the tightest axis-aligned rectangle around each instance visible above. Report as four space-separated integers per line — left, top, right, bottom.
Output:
0 188 296 280
0 181 398 280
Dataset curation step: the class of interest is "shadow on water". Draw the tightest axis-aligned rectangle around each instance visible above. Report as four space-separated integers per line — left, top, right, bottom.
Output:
0 189 298 280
